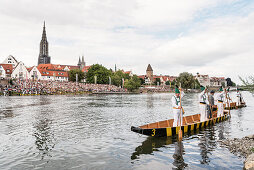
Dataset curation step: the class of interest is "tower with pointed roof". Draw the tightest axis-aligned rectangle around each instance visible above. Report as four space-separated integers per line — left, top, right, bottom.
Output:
77 56 86 69
77 57 81 67
38 21 51 65
146 64 153 84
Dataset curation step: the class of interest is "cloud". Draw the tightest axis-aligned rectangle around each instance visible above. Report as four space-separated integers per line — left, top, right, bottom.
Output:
0 0 253 84
151 12 254 78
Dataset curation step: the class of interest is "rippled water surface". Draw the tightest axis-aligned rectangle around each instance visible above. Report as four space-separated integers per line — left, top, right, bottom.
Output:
0 92 253 169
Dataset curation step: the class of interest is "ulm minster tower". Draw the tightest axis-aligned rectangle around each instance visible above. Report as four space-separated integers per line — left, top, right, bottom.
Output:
38 21 51 65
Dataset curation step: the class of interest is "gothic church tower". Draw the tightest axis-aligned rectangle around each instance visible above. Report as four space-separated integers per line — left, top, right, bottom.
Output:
38 21 51 65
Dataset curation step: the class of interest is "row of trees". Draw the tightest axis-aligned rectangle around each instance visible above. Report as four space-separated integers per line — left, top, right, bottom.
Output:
69 66 237 91
68 64 141 91
239 76 254 92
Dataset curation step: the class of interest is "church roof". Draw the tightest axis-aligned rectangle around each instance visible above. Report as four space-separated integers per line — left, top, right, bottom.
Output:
146 64 153 71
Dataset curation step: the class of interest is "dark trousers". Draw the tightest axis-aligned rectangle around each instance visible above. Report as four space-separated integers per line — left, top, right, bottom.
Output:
207 105 212 119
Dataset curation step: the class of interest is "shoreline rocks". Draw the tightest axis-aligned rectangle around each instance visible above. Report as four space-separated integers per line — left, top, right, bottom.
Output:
220 135 254 170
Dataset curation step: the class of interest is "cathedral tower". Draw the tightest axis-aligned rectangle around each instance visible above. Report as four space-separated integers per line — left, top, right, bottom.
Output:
38 21 51 65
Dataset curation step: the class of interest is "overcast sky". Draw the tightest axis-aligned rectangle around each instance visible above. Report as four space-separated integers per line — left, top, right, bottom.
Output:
0 0 253 84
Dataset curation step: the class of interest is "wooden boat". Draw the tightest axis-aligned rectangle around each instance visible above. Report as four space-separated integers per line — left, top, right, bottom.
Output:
223 102 246 110
131 110 230 137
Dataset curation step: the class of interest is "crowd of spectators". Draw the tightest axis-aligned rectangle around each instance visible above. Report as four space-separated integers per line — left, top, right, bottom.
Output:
0 80 126 96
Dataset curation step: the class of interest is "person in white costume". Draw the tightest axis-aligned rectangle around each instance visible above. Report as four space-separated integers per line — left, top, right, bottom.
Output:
236 87 242 106
215 87 225 117
172 87 185 127
199 86 209 122
224 87 231 108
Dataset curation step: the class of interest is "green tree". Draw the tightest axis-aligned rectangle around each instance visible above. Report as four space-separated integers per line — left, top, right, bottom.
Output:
140 78 145 85
124 75 141 92
176 72 195 90
194 79 200 89
68 69 85 82
86 64 112 84
111 70 125 86
154 78 161 85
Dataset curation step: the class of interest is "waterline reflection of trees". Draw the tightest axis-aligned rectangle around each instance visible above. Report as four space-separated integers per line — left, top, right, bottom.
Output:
33 118 55 160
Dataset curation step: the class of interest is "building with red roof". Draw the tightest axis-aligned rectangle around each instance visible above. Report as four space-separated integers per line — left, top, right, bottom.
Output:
0 64 13 78
37 64 69 81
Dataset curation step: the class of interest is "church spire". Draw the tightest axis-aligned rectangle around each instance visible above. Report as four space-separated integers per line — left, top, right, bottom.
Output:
38 21 50 65
42 21 47 40
78 57 81 65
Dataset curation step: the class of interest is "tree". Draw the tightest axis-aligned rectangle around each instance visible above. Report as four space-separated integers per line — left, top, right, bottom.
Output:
226 78 236 87
86 64 112 84
165 81 170 85
176 72 195 90
111 70 125 86
124 75 141 91
239 76 254 91
140 78 145 85
194 79 200 89
154 78 161 85
68 69 85 82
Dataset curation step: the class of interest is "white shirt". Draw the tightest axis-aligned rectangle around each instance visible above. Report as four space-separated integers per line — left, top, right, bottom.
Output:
199 90 209 104
172 91 185 108
215 91 225 102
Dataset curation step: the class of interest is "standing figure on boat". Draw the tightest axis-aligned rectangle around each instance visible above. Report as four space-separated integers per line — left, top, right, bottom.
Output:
207 90 215 119
236 87 242 106
215 87 225 117
225 87 231 108
199 86 208 122
172 87 184 127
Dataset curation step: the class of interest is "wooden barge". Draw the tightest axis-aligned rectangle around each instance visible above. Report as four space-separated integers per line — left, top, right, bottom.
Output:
131 111 230 137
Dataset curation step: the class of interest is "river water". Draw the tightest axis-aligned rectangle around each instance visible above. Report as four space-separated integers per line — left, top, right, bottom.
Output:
0 91 253 169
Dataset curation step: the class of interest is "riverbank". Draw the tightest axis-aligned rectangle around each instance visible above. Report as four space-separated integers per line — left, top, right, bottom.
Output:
220 135 254 169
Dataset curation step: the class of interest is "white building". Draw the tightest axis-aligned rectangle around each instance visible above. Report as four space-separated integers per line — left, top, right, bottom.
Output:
0 64 13 79
210 77 227 87
2 55 18 67
0 65 6 78
195 73 210 87
11 62 29 80
27 66 42 80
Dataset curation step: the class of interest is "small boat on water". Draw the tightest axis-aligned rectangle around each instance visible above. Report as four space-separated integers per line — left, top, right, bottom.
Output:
223 102 246 110
131 110 230 137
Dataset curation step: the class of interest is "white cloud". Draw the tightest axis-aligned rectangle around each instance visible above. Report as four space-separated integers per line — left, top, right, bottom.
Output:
0 0 253 84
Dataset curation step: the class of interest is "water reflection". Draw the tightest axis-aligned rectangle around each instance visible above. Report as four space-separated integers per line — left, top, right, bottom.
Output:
131 137 174 160
132 126 221 168
198 128 217 164
0 109 14 120
33 96 55 160
33 118 55 160
173 141 188 169
146 94 154 108
131 137 188 169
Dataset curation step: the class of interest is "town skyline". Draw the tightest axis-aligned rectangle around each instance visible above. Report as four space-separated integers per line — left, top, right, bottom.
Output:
1 1 254 84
